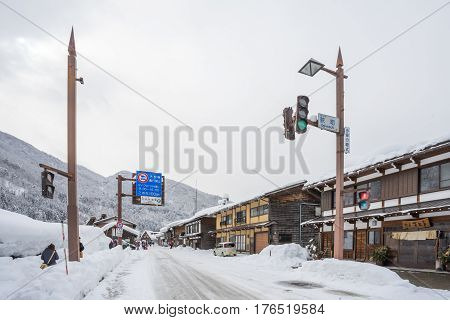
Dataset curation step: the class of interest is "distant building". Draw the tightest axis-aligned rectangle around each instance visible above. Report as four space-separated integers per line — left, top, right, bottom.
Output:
93 216 140 244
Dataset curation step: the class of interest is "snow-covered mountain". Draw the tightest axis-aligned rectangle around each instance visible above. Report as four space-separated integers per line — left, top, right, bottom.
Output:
0 130 220 231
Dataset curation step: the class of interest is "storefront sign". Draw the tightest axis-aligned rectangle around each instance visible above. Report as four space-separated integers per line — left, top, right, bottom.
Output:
402 218 430 229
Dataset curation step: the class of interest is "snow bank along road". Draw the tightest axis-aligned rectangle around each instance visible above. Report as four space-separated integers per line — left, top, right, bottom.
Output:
85 246 450 300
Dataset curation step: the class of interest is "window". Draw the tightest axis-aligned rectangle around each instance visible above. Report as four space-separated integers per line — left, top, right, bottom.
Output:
279 234 292 244
369 180 382 201
250 205 269 217
235 235 245 251
224 242 236 248
226 215 232 225
343 188 355 207
420 165 440 192
441 162 450 188
260 204 269 215
368 230 381 245
332 191 336 209
344 231 354 250
235 210 246 223
220 215 227 226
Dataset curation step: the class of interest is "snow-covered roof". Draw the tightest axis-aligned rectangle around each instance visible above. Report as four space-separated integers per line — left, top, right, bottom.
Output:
94 216 136 226
304 133 450 189
101 222 140 236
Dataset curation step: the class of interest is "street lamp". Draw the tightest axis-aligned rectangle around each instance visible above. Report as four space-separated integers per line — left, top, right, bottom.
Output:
298 48 347 260
298 58 325 77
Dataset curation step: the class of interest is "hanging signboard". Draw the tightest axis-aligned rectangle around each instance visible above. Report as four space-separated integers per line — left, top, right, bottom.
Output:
132 171 165 206
402 218 430 229
317 113 340 133
344 127 350 154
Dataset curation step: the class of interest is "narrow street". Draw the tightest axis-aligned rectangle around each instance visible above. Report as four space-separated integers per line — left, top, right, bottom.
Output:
85 247 260 300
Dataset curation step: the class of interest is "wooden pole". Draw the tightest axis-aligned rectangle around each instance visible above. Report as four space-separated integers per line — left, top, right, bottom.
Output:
117 175 123 245
333 47 345 260
67 27 80 262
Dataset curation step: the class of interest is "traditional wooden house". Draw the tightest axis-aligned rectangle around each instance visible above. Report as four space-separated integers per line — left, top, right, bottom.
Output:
302 137 450 269
165 219 188 246
265 181 321 247
184 206 223 249
93 216 140 244
216 197 272 254
141 230 158 242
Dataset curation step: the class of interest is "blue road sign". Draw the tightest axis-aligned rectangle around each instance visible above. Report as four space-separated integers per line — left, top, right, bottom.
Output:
135 171 162 197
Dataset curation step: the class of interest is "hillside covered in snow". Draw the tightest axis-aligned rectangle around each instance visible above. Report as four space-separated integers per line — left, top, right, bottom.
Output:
0 130 220 230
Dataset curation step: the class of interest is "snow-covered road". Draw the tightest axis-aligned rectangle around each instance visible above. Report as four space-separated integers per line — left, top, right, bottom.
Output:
84 246 450 300
85 247 260 299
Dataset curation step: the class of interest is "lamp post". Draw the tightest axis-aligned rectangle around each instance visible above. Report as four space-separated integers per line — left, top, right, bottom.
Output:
298 48 348 260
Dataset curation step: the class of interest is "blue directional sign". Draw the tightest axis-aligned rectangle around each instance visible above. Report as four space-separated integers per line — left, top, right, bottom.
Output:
135 171 162 197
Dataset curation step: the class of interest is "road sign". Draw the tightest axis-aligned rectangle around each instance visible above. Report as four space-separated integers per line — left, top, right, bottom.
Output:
318 113 339 133
135 171 162 197
116 220 123 237
140 196 163 205
344 127 350 154
133 171 165 206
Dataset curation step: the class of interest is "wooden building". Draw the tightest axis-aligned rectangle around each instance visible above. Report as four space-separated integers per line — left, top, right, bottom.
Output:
216 197 272 254
93 216 140 244
266 181 321 247
141 230 158 242
302 138 450 269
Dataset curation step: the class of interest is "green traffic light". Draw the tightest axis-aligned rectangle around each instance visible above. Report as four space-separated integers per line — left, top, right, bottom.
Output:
297 119 307 131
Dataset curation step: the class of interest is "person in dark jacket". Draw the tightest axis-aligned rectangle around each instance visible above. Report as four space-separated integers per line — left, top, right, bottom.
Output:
41 243 59 266
79 238 85 258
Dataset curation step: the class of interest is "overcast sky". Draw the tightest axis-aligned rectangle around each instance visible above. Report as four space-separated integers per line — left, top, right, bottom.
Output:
0 0 449 202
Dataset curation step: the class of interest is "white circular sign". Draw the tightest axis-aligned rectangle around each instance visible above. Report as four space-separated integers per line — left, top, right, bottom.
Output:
137 172 149 183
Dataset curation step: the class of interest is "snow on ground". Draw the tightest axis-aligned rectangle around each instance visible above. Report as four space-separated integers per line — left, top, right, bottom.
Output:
0 209 127 299
84 244 450 300
1 209 449 300
0 209 110 257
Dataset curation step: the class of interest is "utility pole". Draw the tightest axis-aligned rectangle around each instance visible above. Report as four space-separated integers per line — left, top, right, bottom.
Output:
194 179 198 213
291 47 348 259
117 174 123 246
67 28 80 262
334 48 345 260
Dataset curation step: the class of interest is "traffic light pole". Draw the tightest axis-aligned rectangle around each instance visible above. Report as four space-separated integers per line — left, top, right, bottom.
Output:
292 48 348 259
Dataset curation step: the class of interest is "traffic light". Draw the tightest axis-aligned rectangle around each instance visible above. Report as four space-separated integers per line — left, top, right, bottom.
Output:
283 107 295 140
357 190 370 211
41 170 55 199
296 95 309 134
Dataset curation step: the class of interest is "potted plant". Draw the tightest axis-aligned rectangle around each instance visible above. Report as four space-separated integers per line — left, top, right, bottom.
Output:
438 247 450 271
370 246 390 266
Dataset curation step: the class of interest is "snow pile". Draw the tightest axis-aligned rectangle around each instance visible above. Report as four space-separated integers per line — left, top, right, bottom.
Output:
0 209 129 299
244 244 309 268
0 247 128 299
296 259 450 299
0 209 110 257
